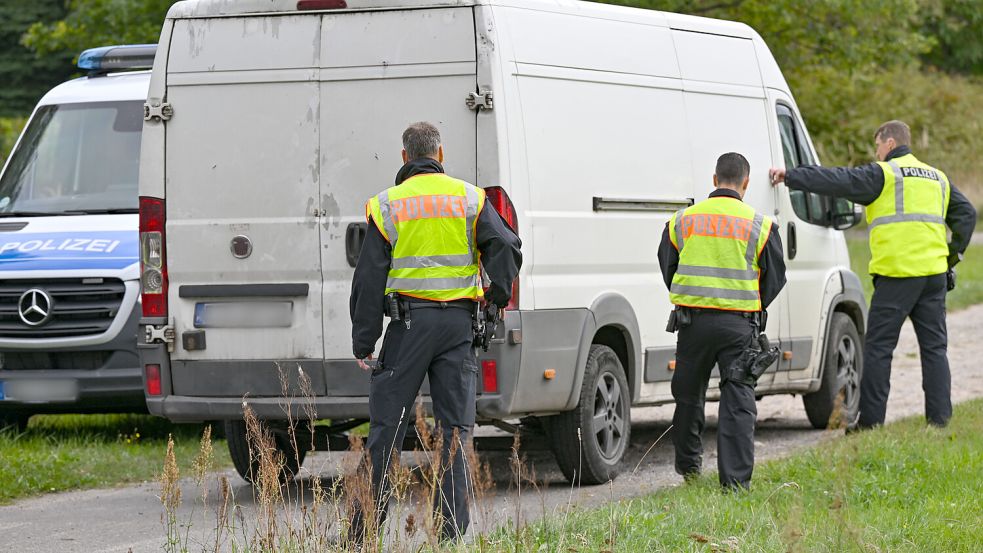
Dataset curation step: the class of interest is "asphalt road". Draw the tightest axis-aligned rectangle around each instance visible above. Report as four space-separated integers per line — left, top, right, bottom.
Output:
4 303 983 552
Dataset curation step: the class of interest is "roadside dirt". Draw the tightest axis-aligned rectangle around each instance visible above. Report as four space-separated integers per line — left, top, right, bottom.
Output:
3 304 982 552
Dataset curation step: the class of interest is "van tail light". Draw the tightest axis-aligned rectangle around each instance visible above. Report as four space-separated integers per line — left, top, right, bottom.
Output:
139 196 168 317
145 364 162 396
484 186 520 310
481 360 499 393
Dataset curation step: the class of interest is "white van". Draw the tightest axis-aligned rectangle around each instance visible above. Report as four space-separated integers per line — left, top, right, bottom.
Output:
140 0 867 484
0 46 155 430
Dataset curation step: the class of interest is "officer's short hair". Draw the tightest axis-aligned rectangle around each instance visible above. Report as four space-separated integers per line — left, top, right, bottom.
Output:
875 120 911 147
715 152 750 185
402 122 442 160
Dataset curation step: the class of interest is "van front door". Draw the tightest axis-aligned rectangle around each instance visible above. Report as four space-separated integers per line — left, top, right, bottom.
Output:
768 90 839 382
317 7 478 393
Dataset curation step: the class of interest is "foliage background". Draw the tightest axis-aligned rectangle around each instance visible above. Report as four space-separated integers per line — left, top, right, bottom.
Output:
2 0 983 203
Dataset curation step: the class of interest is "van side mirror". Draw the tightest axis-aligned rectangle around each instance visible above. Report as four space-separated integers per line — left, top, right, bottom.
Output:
832 199 863 230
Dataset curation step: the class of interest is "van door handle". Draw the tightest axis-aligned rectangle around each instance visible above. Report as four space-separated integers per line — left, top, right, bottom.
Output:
346 223 368 268
787 221 797 260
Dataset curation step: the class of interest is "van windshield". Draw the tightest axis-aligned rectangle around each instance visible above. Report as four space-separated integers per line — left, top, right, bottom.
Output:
0 101 144 216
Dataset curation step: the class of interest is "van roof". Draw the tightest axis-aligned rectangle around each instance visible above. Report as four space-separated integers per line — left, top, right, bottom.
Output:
167 0 757 39
38 71 150 107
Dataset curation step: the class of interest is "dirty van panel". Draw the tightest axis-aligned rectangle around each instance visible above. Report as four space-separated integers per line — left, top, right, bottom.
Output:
317 8 478 360
164 16 323 362
168 16 320 72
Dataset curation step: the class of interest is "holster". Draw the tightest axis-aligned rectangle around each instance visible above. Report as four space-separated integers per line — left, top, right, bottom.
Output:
722 332 780 387
666 306 691 333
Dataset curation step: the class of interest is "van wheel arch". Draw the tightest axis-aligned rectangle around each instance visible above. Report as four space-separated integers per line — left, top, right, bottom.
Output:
566 293 641 407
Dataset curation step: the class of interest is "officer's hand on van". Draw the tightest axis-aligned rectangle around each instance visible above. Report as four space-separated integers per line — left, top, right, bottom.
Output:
356 354 374 371
768 167 786 186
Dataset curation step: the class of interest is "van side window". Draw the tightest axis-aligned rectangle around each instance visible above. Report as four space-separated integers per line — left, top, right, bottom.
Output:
777 104 828 226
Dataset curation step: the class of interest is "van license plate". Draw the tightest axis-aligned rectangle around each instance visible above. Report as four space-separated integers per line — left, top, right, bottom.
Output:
1 379 78 403
194 302 293 328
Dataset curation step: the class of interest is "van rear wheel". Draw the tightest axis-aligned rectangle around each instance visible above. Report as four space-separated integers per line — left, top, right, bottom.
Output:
225 419 307 484
803 313 862 429
546 344 631 485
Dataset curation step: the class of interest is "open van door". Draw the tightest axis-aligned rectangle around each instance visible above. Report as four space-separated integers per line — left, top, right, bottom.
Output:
767 90 840 380
317 7 479 390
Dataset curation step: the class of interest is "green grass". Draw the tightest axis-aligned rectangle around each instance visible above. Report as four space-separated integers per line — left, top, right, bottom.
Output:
478 399 983 552
848 236 983 311
0 414 230 504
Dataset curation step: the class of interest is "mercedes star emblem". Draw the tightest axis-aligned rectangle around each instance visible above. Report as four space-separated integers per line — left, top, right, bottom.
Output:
18 288 54 327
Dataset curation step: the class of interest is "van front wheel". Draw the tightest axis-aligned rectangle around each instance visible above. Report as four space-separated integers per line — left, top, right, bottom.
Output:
225 419 307 484
546 344 631 485
803 313 863 429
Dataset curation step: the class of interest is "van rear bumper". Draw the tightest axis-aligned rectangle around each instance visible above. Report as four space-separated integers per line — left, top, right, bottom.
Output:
139 311 524 422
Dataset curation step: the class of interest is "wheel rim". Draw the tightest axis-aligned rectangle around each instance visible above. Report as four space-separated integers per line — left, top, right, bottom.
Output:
591 371 627 462
836 334 860 419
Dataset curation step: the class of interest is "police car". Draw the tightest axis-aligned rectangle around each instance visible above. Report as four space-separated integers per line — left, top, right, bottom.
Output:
0 45 154 431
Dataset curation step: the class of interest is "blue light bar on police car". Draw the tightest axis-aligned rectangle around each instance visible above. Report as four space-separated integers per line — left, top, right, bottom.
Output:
78 44 157 73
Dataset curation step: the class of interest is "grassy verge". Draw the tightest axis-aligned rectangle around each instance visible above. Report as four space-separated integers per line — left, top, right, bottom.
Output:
0 414 229 504
480 398 983 552
848 236 983 311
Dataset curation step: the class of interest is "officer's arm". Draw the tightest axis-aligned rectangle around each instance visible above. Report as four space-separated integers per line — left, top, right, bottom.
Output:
785 163 884 206
476 205 523 307
758 225 787 309
350 222 392 359
945 182 978 268
657 223 677 290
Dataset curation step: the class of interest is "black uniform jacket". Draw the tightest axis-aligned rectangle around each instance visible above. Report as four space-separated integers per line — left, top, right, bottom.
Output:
785 145 977 268
657 188 787 310
350 158 523 359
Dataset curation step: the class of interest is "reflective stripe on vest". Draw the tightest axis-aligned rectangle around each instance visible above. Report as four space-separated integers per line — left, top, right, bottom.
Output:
366 173 485 301
867 154 950 277
668 197 771 312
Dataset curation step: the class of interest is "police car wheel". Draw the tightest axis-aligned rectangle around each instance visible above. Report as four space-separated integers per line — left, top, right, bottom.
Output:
225 419 307 485
0 412 31 433
803 313 863 429
546 344 631 486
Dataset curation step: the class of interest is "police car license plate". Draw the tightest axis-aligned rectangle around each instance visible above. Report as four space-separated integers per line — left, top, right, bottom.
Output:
0 379 78 403
193 302 293 328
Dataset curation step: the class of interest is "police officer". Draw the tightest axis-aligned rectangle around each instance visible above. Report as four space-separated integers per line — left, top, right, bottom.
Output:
658 153 787 489
769 120 976 429
349 122 522 543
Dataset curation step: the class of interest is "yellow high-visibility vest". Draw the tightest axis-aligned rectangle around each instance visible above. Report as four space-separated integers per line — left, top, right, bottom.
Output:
868 153 950 277
366 173 485 301
668 197 772 312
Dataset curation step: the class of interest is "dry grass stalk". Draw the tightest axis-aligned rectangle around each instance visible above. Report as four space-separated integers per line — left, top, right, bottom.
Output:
159 434 181 552
243 404 285 550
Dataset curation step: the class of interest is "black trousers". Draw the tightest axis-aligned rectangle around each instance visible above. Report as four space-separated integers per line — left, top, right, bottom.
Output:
671 311 757 488
350 306 477 543
859 273 951 428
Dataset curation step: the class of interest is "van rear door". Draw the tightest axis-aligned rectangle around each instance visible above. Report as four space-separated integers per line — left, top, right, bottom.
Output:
316 8 478 377
164 15 324 364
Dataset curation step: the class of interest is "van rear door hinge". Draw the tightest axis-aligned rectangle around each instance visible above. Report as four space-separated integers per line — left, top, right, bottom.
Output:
146 323 176 352
466 90 494 111
144 101 173 122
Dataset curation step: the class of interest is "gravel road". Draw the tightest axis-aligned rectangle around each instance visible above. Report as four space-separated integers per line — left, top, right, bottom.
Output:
3 304 982 552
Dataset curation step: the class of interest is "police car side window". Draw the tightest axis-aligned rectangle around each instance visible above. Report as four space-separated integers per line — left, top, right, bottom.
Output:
777 105 829 227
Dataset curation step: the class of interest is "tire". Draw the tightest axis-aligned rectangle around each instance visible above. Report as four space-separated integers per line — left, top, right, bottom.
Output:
803 313 863 429
225 419 307 484
0 413 30 433
546 344 631 485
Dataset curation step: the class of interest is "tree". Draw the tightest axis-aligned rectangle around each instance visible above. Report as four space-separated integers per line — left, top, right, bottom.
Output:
22 0 178 59
0 0 74 117
920 0 983 75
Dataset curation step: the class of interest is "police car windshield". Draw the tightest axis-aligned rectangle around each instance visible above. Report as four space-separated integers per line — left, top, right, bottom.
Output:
0 101 143 216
